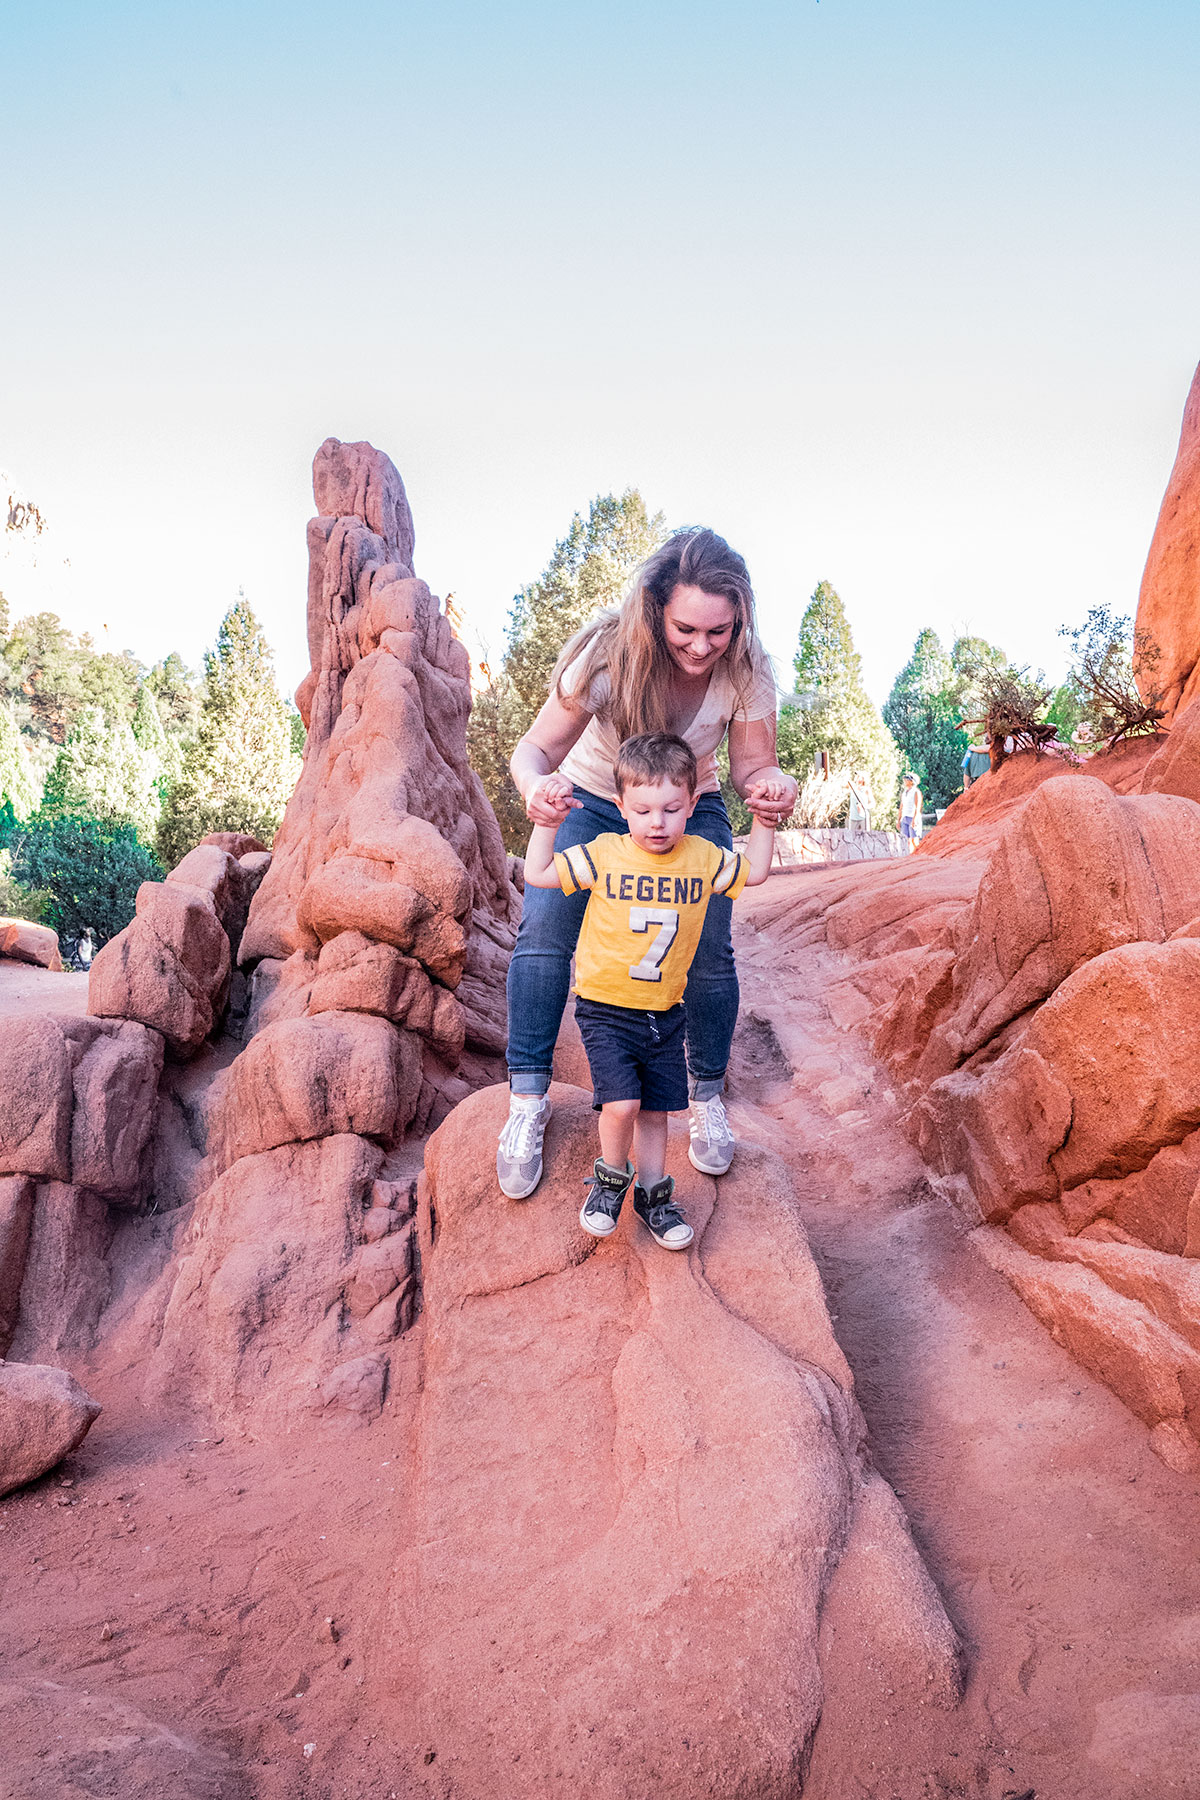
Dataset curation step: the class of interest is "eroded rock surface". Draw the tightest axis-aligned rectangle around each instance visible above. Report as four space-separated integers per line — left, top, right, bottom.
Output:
0 1361 100 1497
392 1084 960 1799
1136 357 1200 722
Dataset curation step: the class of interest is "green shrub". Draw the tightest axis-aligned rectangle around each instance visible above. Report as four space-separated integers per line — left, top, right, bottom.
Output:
9 812 163 946
0 847 50 923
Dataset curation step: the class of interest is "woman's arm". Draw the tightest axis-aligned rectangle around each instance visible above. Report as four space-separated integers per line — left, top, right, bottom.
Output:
522 823 566 890
510 690 593 825
727 715 798 822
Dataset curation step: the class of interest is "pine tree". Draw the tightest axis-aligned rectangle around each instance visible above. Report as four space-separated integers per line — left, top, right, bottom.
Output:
777 582 899 823
132 680 181 792
0 703 41 824
156 596 300 869
793 581 863 694
882 628 967 810
468 490 667 851
41 705 160 837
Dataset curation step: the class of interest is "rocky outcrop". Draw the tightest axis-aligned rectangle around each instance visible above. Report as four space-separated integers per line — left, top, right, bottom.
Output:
0 1015 164 1357
1136 358 1200 722
88 842 270 1058
142 439 521 1416
801 705 1200 1465
0 1361 100 1497
391 1085 961 1798
0 918 63 972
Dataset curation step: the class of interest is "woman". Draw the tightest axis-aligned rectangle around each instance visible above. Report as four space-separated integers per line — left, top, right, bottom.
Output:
898 771 923 852
498 527 798 1198
847 768 873 833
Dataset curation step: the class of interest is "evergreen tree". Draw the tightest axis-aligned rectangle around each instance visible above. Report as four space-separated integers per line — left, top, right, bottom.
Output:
468 490 667 851
777 582 899 823
132 680 181 792
42 705 160 838
0 703 41 823
11 814 161 946
882 628 968 810
793 580 863 694
156 596 300 869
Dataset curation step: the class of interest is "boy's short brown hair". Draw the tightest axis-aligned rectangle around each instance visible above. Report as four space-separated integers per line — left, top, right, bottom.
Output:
614 732 698 797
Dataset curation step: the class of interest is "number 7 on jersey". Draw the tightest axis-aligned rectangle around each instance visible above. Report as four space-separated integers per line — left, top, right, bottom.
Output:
628 906 680 982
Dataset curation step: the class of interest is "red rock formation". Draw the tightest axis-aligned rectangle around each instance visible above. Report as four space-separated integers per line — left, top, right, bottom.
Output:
0 1361 100 1497
0 917 63 972
1136 359 1200 722
392 1085 961 1796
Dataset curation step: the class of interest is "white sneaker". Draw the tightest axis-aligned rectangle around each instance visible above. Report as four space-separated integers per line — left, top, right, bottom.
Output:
496 1094 552 1198
688 1092 735 1176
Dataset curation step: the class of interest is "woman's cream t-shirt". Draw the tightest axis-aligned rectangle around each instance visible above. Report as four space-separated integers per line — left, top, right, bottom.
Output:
557 655 779 801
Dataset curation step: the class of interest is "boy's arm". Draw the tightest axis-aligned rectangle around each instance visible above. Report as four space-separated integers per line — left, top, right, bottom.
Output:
522 823 565 890
743 813 777 887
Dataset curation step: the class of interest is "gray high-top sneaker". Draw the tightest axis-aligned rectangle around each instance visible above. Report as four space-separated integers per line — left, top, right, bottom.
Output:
633 1175 694 1250
580 1158 634 1237
496 1094 553 1198
687 1091 735 1176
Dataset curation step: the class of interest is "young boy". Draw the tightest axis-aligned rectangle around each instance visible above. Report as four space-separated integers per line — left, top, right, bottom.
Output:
522 731 782 1251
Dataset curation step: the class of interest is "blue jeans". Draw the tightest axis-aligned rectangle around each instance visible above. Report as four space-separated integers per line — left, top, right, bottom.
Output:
506 787 739 1100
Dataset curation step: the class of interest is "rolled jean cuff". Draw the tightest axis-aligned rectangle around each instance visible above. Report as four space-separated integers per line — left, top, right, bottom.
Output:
509 1069 552 1097
689 1074 726 1102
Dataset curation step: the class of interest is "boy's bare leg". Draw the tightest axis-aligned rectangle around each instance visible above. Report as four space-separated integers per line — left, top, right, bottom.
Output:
632 1110 668 1189
598 1098 639 1172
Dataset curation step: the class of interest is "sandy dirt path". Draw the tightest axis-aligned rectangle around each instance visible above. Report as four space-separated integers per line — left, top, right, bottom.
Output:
728 884 1200 1799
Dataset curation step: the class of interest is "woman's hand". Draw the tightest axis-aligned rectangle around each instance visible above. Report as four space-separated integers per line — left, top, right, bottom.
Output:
524 773 582 825
743 773 796 823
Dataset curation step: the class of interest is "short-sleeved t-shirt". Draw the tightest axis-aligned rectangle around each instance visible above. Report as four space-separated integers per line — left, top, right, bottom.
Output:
556 656 778 801
554 832 751 1010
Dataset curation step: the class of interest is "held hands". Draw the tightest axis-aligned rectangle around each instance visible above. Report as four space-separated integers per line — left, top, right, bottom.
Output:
524 773 582 826
743 774 796 824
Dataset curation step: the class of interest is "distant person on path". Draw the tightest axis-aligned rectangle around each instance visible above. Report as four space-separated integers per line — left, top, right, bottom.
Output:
847 767 873 832
522 733 781 1247
898 771 923 852
497 527 797 1201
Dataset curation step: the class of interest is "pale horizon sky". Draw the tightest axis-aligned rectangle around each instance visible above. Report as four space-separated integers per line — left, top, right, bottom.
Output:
3 1 1199 706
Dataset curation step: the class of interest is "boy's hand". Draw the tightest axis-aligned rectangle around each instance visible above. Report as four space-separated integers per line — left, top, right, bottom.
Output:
744 775 795 823
525 773 582 825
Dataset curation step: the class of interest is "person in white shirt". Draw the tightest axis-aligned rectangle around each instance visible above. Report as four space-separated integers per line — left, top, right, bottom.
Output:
898 771 923 853
847 768 873 832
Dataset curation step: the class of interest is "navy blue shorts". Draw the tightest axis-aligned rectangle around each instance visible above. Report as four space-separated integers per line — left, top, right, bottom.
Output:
573 997 689 1113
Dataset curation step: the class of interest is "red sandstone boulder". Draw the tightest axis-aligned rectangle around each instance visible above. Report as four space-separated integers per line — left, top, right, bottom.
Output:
0 917 63 972
0 1361 101 1497
203 1010 418 1173
149 1132 423 1419
0 1015 162 1196
392 1085 959 1799
919 778 1200 1079
1142 697 1200 806
89 881 230 1056
166 844 258 951
919 939 1200 1220
1135 358 1200 722
8 1183 116 1359
198 830 268 859
0 1177 34 1353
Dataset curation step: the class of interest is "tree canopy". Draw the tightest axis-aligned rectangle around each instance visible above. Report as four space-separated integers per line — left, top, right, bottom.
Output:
774 582 899 824
882 628 968 810
156 595 300 869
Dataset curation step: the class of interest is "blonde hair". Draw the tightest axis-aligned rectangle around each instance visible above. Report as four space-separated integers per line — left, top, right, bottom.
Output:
551 527 771 743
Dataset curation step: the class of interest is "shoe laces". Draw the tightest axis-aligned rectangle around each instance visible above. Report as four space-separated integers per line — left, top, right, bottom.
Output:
500 1101 544 1160
691 1094 733 1145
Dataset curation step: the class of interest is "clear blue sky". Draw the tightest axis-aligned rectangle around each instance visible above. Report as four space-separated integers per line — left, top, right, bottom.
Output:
3 0 1199 703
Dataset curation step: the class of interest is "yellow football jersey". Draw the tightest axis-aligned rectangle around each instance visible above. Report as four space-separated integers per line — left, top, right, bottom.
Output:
554 832 750 1010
